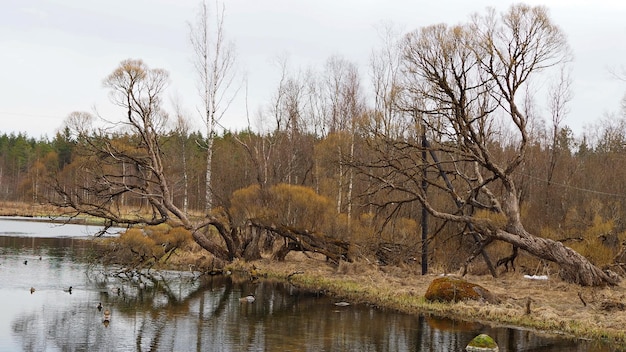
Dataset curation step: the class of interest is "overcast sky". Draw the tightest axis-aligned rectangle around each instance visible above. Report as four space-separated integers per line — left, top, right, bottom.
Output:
1 0 625 138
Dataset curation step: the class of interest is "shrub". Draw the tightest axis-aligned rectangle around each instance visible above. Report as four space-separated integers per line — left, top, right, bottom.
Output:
105 225 193 266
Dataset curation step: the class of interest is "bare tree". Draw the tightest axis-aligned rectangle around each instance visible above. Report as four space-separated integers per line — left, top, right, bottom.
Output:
332 58 363 219
263 57 315 186
357 5 617 286
541 66 573 220
50 59 257 262
54 59 175 224
189 0 239 213
60 111 95 140
467 5 616 285
369 22 407 137
608 65 626 114
172 101 192 214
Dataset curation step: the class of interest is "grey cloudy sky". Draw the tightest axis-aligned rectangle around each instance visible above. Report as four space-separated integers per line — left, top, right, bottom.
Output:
1 0 625 138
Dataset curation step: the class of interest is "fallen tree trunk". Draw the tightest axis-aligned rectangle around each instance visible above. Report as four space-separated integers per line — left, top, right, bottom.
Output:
249 220 350 264
493 228 619 286
419 186 620 287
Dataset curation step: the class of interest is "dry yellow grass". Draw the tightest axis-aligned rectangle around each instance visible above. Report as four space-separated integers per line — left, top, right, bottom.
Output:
0 201 63 217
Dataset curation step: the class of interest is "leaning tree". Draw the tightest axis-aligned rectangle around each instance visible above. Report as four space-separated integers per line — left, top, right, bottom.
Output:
49 59 349 265
357 4 618 286
49 59 254 262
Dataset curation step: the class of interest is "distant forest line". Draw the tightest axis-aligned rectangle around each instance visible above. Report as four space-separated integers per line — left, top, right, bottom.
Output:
2 111 626 271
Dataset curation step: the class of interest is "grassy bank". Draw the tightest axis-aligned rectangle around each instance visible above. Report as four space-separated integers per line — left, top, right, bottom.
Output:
0 202 62 217
222 253 626 347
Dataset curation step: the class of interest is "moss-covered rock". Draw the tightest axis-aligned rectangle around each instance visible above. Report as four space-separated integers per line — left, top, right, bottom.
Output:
466 334 498 351
424 276 499 303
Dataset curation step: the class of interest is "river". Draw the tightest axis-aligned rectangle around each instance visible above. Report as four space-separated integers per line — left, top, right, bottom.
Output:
0 217 614 351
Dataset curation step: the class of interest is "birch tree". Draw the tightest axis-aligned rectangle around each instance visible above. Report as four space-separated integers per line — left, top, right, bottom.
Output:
189 0 238 212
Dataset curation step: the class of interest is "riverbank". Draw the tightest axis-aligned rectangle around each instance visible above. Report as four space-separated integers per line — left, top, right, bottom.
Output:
0 202 61 217
2 202 625 347
0 202 107 226
223 252 626 347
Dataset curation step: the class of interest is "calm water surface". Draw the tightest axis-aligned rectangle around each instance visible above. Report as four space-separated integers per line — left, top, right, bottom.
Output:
0 217 615 351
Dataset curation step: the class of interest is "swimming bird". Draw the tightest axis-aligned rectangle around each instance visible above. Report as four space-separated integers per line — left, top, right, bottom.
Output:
239 295 255 303
97 302 103 311
103 309 111 321
63 286 72 294
23 260 27 265
334 301 350 307
103 308 111 327
30 287 35 294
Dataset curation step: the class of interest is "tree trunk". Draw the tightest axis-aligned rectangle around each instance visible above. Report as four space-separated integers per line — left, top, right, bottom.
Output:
495 179 617 286
250 220 350 264
205 135 213 212
272 241 300 261
241 225 262 260
493 228 617 286
182 137 189 214
190 217 265 262
191 230 230 262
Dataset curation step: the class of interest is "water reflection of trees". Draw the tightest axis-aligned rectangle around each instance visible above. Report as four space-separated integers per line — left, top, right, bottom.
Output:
11 269 603 351
0 236 97 259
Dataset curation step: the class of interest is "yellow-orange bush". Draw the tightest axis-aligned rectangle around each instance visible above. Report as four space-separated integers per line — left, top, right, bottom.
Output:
230 183 336 234
119 228 158 259
109 225 193 265
144 224 191 249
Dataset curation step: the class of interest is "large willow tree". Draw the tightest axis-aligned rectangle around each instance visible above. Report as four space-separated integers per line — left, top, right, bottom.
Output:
358 4 618 286
50 59 253 261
